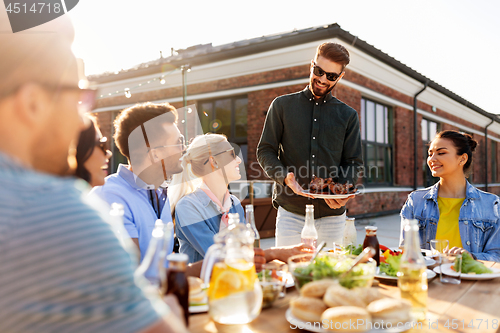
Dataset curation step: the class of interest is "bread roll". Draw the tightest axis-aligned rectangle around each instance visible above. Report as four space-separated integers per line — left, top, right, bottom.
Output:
351 287 384 306
321 306 371 332
366 298 411 325
323 285 366 308
188 277 203 295
188 277 206 304
300 279 339 298
290 296 327 323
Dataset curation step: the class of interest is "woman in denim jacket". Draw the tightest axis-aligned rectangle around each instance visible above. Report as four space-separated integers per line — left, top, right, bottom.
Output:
401 130 500 262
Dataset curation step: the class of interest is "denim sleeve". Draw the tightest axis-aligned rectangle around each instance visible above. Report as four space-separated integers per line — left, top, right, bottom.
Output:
175 199 217 258
474 201 500 262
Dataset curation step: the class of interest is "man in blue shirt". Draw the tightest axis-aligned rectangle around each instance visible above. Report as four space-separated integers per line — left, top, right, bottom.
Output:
92 103 186 262
0 10 187 333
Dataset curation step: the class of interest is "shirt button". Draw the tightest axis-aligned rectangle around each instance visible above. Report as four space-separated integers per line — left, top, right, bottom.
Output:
313 137 316 139
312 155 315 158
314 119 317 121
466 241 471 246
316 103 319 105
309 98 312 101
464 221 468 225
324 100 326 103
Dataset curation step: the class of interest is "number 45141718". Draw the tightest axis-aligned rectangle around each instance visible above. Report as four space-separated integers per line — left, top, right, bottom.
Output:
6 2 63 14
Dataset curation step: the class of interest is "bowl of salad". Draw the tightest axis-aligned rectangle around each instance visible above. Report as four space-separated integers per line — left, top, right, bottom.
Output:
288 252 376 291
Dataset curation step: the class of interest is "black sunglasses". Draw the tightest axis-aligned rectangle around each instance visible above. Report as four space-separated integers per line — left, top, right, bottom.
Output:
312 62 342 81
203 148 237 165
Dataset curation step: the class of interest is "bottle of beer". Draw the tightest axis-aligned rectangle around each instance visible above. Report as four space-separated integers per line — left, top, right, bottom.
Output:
363 226 380 265
166 253 190 326
398 219 428 322
301 205 318 249
245 204 260 248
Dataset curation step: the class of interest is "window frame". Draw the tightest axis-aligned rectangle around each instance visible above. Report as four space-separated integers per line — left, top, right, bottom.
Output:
197 95 248 165
360 97 393 187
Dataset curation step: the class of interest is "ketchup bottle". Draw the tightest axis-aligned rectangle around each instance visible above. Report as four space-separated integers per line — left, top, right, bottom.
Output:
363 226 380 266
165 253 190 326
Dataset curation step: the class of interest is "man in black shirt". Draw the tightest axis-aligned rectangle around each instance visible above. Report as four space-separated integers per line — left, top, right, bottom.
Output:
257 42 363 246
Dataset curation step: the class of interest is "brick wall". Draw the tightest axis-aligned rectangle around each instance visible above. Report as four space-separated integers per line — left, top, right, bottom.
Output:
346 191 410 216
93 60 500 216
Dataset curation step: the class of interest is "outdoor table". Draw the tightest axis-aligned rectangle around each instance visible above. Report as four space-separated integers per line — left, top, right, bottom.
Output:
189 261 500 333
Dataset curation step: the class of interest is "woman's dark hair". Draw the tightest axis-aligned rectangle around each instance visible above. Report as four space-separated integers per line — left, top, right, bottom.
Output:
435 130 478 174
75 115 98 183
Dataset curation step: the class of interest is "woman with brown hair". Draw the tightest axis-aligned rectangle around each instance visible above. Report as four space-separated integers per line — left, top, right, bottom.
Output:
401 130 500 261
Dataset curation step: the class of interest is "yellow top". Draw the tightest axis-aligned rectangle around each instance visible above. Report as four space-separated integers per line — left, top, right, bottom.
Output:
436 197 464 248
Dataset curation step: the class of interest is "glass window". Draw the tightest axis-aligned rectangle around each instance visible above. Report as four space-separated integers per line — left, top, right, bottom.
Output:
366 101 375 142
198 96 248 163
360 101 365 140
234 98 248 138
376 104 384 143
361 98 392 185
422 118 440 187
492 141 497 183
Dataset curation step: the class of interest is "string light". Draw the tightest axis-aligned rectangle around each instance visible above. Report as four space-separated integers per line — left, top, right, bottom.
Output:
95 67 183 100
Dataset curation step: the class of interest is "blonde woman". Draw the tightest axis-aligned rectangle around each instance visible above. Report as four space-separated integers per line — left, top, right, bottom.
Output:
169 134 312 264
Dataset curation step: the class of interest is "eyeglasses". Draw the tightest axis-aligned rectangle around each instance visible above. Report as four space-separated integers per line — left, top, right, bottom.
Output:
204 148 237 165
148 136 186 151
312 62 342 81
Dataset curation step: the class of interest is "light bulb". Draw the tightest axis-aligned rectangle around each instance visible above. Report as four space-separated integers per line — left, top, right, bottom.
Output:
125 90 131 98
160 78 166 84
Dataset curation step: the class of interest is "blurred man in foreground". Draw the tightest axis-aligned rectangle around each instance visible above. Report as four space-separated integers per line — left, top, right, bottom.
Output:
0 10 188 333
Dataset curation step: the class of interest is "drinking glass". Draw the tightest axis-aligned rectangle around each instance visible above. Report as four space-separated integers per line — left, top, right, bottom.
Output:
259 263 287 308
430 239 449 283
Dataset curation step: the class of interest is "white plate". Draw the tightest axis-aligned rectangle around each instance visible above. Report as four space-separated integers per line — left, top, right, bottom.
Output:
433 264 500 280
285 308 411 333
302 190 360 199
424 257 436 267
375 268 436 281
189 304 209 313
421 249 438 258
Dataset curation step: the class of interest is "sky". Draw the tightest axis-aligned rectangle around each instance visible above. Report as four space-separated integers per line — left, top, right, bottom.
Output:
68 0 500 114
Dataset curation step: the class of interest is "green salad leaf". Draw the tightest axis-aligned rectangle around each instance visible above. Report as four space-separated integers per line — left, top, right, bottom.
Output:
379 254 401 277
454 252 493 274
345 244 363 255
293 255 374 289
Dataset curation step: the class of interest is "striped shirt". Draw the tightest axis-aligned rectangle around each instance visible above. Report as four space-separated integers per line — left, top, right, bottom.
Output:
0 153 167 333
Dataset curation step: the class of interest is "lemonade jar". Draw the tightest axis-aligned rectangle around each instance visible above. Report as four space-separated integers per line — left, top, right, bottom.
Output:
200 213 262 324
